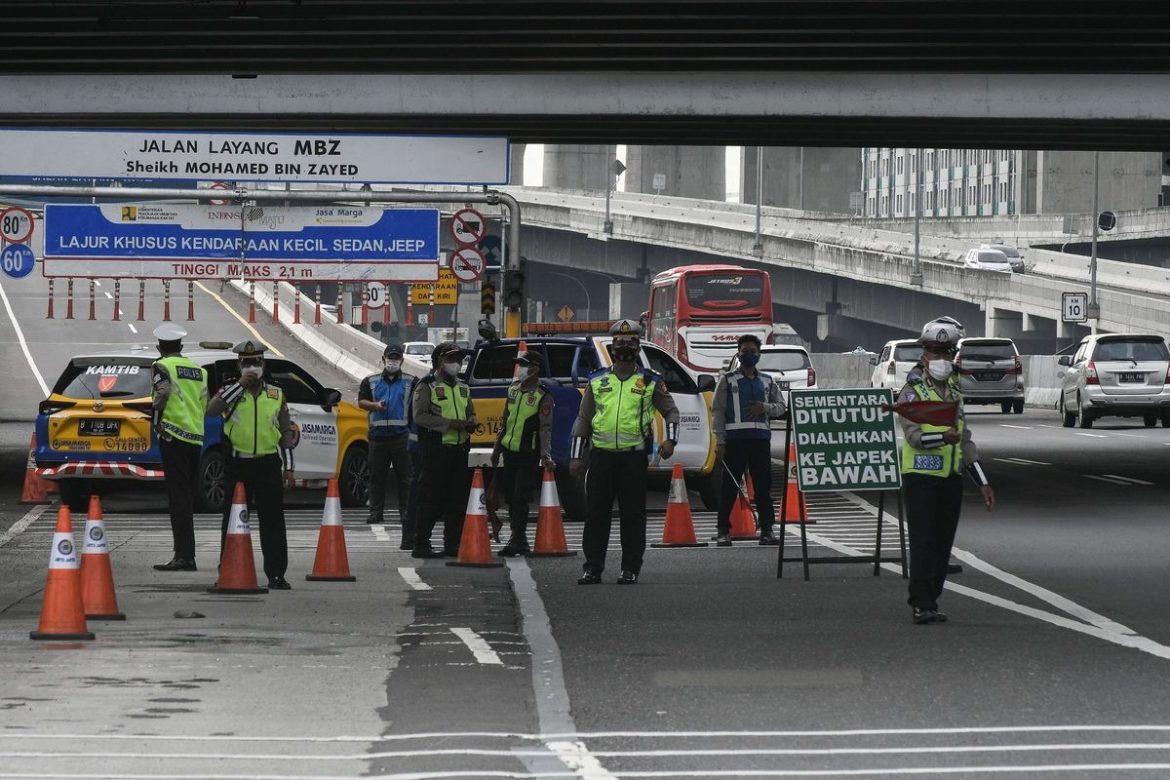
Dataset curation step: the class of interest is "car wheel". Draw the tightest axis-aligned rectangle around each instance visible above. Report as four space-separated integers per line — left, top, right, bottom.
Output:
195 447 226 513
1000 401 1012 414
1075 397 1093 429
337 443 370 508
1012 400 1025 414
1144 414 1158 428
58 478 90 513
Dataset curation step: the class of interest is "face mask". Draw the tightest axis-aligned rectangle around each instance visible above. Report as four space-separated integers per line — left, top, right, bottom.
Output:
240 366 262 380
442 361 460 377
614 342 639 362
517 366 535 381
927 359 953 381
740 352 760 368
383 359 402 373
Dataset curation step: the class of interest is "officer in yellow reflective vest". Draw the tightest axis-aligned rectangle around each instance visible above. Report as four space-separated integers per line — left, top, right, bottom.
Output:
410 341 477 558
570 319 680 585
490 350 555 557
899 317 996 625
207 340 297 590
151 324 209 572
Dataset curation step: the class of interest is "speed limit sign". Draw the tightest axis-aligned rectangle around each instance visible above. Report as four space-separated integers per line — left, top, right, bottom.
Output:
1062 291 1088 323
365 281 388 309
0 207 34 244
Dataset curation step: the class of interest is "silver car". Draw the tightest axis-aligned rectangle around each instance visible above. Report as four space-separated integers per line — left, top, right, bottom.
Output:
1058 334 1170 428
956 337 1025 414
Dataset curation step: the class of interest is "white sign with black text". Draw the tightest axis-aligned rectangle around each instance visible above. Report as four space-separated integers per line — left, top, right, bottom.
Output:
1062 291 1089 323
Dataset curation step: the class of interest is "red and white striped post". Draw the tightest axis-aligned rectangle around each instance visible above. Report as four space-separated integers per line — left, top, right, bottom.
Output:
247 282 256 324
136 280 145 321
87 280 96 320
65 279 74 320
335 284 344 325
360 286 369 327
406 294 413 326
186 281 195 321
162 280 171 321
46 279 55 319
313 284 322 325
112 280 121 321
383 281 391 327
293 284 301 324
272 281 280 324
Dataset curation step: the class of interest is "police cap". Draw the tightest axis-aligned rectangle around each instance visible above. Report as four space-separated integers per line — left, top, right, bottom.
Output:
153 324 187 343
514 350 545 370
383 342 404 359
608 319 643 338
432 341 464 362
232 339 268 358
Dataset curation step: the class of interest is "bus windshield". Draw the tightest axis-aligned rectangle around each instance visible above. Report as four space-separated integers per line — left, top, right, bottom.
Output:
684 273 765 311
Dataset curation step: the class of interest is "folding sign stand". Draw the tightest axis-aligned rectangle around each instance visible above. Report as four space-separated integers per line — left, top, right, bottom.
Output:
776 393 908 581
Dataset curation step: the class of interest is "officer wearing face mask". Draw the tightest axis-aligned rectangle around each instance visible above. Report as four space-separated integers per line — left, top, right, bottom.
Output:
410 342 477 558
207 340 297 590
570 319 680 585
490 350 555 557
358 343 414 546
711 333 787 546
898 316 995 625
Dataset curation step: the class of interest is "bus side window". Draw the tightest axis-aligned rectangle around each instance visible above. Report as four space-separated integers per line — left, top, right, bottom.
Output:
641 344 699 395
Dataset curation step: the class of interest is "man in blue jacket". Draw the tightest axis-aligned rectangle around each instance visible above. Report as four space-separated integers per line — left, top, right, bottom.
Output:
358 343 413 547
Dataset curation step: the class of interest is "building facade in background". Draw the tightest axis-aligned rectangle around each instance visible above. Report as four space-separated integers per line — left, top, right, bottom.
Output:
861 149 1162 219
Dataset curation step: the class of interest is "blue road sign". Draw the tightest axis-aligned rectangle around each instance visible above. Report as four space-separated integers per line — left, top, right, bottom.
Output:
1 244 35 279
42 203 441 282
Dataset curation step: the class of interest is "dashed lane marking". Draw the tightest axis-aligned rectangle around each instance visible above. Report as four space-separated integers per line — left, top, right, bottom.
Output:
1074 433 1107 438
999 424 1032 430
398 567 431 591
450 627 504 666
0 505 46 548
1084 475 1137 486
1103 474 1155 486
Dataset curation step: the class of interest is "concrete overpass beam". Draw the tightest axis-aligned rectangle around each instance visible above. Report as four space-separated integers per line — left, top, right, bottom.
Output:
985 305 1024 339
625 146 726 201
542 145 613 191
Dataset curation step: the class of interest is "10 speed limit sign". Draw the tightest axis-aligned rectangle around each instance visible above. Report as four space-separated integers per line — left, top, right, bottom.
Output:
0 207 34 244
1062 292 1088 323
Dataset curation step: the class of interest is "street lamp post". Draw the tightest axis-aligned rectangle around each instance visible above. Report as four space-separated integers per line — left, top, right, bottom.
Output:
549 271 592 320
603 151 626 235
910 148 923 285
752 146 764 256
1088 151 1101 321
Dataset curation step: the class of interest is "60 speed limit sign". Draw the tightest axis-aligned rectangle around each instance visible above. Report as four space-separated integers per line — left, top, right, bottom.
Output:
0 207 34 244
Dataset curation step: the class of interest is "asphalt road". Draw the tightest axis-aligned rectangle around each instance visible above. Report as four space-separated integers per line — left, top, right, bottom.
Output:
1 270 1169 779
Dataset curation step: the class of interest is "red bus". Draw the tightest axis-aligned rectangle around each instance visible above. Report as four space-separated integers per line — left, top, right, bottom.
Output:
645 265 773 373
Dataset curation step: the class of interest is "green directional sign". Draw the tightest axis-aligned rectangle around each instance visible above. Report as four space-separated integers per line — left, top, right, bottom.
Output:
790 388 901 493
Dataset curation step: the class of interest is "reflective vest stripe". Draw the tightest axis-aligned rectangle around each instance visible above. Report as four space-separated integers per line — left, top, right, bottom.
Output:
724 372 771 433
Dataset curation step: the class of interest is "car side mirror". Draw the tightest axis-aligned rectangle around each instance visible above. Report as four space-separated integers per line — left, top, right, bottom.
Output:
697 375 716 393
321 387 342 410
1057 355 1072 367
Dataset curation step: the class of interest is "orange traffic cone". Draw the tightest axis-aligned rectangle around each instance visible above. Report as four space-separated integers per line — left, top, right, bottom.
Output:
728 479 757 541
79 495 124 620
208 483 268 594
447 469 504 568
653 464 708 548
20 433 54 503
30 506 94 641
306 479 356 581
512 339 528 378
781 442 810 524
531 467 577 557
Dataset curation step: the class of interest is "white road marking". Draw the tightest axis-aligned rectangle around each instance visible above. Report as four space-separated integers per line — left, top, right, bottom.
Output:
0 505 46 548
0 278 48 396
999 424 1032 430
1084 475 1132 485
103 291 113 299
93 279 102 287
126 322 137 334
1074 432 1106 438
1112 432 1148 439
993 457 1051 466
370 524 391 542
450 627 504 666
397 567 431 591
1103 474 1155 486
194 280 285 357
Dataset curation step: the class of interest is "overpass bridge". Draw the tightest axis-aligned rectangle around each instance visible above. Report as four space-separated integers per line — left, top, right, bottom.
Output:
508 188 1170 351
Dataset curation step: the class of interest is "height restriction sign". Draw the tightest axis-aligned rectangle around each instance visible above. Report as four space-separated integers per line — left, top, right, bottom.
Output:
450 208 487 246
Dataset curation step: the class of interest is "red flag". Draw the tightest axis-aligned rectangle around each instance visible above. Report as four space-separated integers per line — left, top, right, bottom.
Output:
882 399 959 427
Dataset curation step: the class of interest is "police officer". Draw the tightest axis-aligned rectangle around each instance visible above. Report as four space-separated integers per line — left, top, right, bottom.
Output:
490 350 555 557
207 340 298 590
358 343 413 546
899 316 996 624
570 319 680 585
151 324 209 572
712 334 787 546
411 342 476 558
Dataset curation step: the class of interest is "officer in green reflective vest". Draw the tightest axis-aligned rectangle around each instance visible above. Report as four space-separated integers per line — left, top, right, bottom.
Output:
570 319 680 585
411 342 477 558
898 316 996 625
207 340 297 590
151 324 209 572
490 350 555 557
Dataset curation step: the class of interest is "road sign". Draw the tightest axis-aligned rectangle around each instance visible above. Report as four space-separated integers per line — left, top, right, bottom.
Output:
42 203 440 281
450 208 487 246
0 244 36 279
0 207 35 244
0 129 509 185
791 388 901 493
365 281 388 309
557 305 576 322
1062 291 1089 323
481 279 496 316
411 268 458 305
1098 211 1117 231
449 246 486 282
479 234 502 265
204 182 232 206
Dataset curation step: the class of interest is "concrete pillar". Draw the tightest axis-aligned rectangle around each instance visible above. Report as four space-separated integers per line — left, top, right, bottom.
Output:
1035 151 1161 214
741 147 862 212
508 143 525 186
624 146 726 200
542 145 613 191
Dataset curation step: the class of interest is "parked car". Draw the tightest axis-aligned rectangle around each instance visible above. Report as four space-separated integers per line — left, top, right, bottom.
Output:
1057 334 1170 428
963 248 1014 272
36 343 369 512
956 337 1025 413
980 243 1026 273
870 339 923 391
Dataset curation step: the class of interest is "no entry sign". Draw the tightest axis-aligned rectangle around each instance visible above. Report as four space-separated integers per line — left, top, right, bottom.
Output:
790 388 901 493
450 208 487 246
449 246 486 282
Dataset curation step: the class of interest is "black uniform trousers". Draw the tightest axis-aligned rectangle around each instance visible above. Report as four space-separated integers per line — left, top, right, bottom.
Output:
501 450 541 539
220 453 288 580
416 440 471 555
367 433 412 531
582 448 649 576
903 472 964 611
406 447 422 546
716 437 776 535
159 436 200 561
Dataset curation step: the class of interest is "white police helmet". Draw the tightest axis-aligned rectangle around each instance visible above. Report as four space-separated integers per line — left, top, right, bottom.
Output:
153 324 187 343
917 316 965 349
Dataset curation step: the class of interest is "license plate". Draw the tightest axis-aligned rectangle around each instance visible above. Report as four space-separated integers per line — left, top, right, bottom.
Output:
79 418 121 436
1118 372 1144 383
776 381 790 390
974 371 1004 381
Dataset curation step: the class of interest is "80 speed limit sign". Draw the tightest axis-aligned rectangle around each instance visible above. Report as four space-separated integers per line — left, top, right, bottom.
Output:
0 207 34 244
